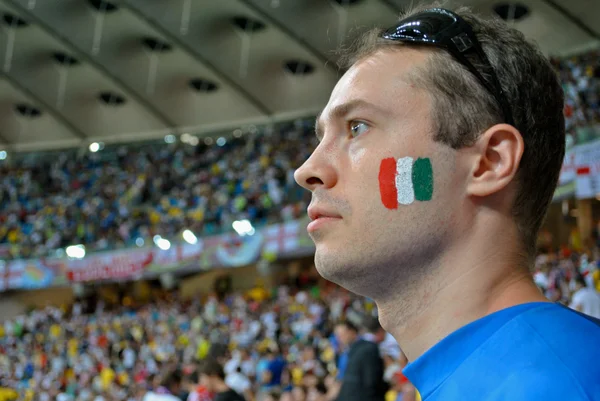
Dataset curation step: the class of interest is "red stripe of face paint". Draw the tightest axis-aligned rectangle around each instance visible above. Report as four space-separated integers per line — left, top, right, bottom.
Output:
379 158 398 210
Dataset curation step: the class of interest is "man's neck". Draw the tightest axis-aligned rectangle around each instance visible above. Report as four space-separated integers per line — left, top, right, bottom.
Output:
375 234 548 362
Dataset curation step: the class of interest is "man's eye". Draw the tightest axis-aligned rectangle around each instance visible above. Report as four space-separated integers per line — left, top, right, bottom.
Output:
349 121 369 138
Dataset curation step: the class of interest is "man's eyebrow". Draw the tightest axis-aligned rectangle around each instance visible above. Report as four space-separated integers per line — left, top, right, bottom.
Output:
314 99 388 141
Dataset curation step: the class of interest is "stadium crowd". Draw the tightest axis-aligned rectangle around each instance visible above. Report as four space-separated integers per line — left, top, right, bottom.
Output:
0 248 599 401
0 123 316 260
551 49 600 132
0 48 598 261
0 279 411 401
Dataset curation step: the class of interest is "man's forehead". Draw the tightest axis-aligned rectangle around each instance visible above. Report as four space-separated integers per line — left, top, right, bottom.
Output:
320 48 429 121
316 98 390 125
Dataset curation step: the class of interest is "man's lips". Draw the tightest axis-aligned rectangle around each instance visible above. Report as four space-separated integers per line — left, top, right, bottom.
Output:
307 207 342 233
307 206 342 221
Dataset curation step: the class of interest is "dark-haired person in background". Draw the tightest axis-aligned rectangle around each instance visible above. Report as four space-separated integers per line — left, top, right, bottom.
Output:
362 316 404 363
143 370 184 401
327 321 386 401
294 1 600 400
198 359 246 401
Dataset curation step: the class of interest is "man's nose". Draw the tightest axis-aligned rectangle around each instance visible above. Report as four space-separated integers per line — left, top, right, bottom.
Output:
294 145 338 191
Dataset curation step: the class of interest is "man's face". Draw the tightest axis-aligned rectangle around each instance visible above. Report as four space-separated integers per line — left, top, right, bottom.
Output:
294 48 465 299
334 326 354 347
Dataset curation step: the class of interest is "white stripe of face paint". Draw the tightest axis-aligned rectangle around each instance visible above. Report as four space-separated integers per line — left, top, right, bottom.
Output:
396 157 415 205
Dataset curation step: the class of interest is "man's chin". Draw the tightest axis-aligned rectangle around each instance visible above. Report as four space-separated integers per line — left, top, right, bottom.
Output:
314 252 369 292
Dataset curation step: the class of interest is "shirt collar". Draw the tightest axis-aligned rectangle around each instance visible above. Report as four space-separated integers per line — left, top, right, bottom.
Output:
402 302 548 399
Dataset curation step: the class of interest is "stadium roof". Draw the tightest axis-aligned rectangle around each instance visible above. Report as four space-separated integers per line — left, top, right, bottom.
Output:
0 0 597 152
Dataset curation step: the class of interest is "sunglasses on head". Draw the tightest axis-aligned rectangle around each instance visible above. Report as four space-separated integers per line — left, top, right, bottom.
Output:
380 8 514 127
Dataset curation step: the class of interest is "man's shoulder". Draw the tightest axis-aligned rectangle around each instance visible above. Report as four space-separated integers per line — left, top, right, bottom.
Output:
449 341 599 400
488 303 600 399
504 303 600 364
515 302 600 344
484 366 597 401
428 303 600 401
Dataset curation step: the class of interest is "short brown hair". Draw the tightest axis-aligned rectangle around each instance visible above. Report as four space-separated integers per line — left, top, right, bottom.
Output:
198 358 225 380
340 2 565 261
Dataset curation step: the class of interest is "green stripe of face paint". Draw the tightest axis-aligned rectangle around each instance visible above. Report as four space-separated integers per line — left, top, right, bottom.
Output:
412 158 433 201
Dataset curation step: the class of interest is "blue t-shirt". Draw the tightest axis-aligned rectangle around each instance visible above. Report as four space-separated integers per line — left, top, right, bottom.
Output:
266 357 286 387
404 302 600 401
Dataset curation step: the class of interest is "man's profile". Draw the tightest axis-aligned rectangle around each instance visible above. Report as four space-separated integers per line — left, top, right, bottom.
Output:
294 3 600 400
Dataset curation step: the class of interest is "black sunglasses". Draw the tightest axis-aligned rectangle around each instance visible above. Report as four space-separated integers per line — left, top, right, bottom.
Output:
380 8 514 127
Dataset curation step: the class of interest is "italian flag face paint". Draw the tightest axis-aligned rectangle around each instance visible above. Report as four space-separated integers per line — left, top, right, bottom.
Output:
378 157 433 209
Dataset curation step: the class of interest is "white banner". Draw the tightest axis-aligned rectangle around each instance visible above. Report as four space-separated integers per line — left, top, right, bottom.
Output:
559 147 576 185
67 250 153 282
574 139 600 199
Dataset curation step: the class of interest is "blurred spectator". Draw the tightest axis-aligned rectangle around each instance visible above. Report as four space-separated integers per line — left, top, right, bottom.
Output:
362 316 403 363
331 320 387 401
142 370 184 401
198 358 246 401
569 276 600 319
225 366 251 400
183 371 212 401
262 348 286 392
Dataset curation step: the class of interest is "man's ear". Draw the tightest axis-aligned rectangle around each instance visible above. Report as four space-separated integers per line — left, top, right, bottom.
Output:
466 124 524 198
